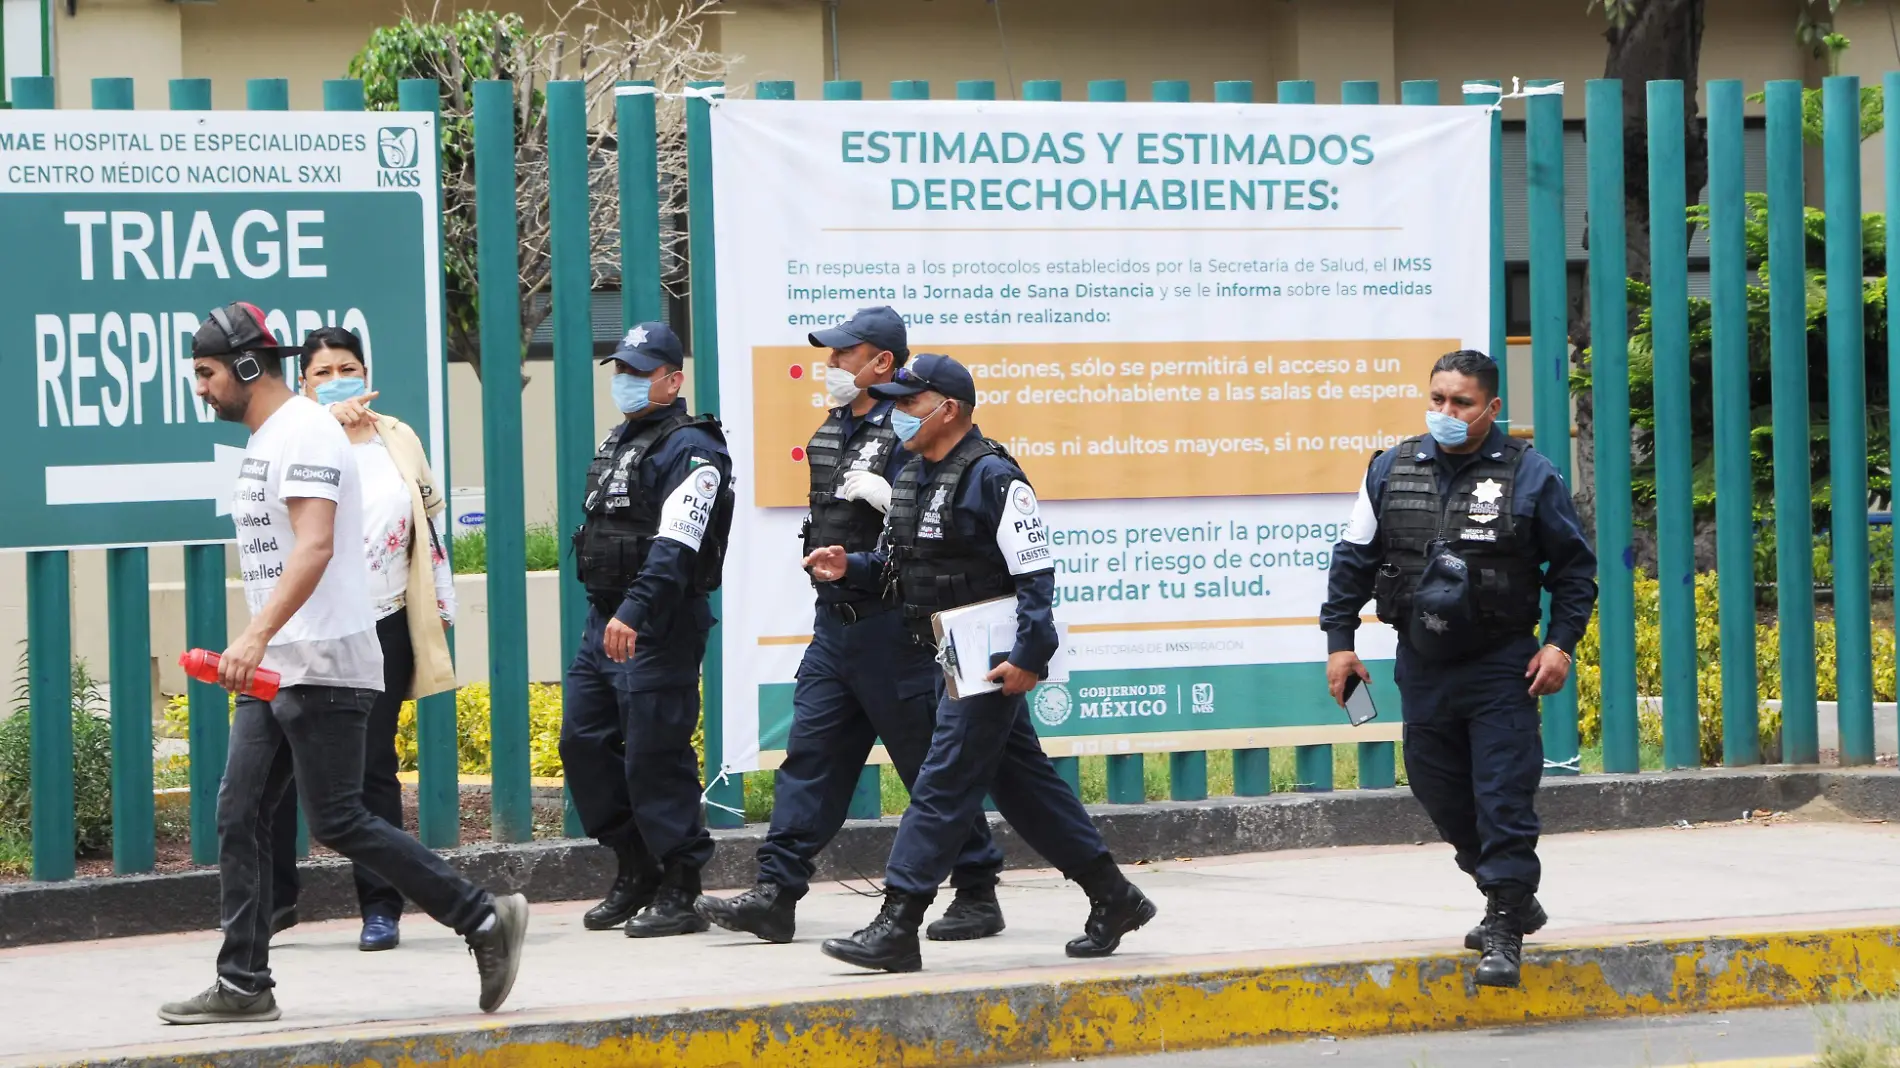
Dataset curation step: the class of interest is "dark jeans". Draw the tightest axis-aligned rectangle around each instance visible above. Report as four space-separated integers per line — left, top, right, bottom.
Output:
270 609 414 919
217 684 491 994
884 678 1108 898
560 608 715 871
1397 635 1545 893
758 607 1003 899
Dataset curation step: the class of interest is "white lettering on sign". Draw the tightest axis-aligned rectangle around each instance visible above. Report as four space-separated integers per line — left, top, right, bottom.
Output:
63 209 326 282
33 307 370 428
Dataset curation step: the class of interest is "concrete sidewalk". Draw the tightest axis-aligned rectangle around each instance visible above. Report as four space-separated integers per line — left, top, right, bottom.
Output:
3 818 1899 1067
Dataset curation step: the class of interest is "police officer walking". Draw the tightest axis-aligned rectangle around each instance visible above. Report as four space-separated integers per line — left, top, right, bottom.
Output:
805 353 1156 973
696 309 1007 944
561 322 734 939
1322 349 1597 989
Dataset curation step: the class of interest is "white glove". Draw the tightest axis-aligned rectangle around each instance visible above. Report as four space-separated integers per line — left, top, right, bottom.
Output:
840 469 893 513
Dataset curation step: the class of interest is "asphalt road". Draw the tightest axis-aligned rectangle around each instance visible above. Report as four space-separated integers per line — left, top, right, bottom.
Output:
1041 1003 1893 1068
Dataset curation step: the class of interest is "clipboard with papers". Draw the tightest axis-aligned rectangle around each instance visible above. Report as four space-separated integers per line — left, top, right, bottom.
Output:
929 595 1071 698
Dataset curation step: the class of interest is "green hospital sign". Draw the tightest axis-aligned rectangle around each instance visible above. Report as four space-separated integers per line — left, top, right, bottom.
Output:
0 112 444 551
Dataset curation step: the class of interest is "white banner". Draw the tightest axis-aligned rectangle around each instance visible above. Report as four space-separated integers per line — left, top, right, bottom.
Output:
710 99 1491 772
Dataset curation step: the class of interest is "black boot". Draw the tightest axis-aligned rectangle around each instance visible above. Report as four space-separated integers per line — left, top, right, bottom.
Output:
625 865 711 938
821 889 931 972
1066 858 1156 959
1464 891 1546 952
583 843 661 931
1474 890 1528 988
925 882 1007 942
695 882 796 944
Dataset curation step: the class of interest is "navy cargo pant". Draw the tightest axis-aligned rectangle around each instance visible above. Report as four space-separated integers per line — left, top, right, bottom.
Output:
758 604 1004 899
1396 633 1544 893
560 607 716 873
885 674 1109 897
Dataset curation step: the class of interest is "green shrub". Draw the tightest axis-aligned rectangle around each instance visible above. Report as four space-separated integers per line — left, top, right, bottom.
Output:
448 524 562 575
0 656 117 855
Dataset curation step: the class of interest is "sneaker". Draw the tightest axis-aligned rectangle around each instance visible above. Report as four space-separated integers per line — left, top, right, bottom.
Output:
158 982 281 1025
466 893 529 1013
695 883 795 944
925 884 1006 942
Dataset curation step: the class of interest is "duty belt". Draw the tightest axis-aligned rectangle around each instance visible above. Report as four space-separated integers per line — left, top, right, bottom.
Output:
822 598 893 625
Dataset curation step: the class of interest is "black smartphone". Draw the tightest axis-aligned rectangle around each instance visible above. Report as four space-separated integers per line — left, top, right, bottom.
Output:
1341 674 1379 726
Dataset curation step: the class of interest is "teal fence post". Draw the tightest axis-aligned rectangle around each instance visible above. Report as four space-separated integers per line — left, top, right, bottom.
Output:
18 66 70 885
823 79 862 101
1076 77 1143 804
472 80 533 842
1214 77 1271 798
1646 80 1700 769
1824 75 1875 765
1889 72 1900 746
168 75 233 867
246 77 288 112
610 78 665 834
1277 77 1330 792
1764 81 1818 762
1024 79 1062 101
1527 79 1580 774
956 80 996 101
548 79 595 842
322 78 361 111
1707 79 1760 766
890 79 928 100
1585 79 1640 773
86 76 158 875
398 77 460 849
686 80 744 828
1463 79 1508 419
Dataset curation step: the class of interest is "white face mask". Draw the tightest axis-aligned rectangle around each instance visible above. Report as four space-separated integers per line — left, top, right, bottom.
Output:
825 365 862 406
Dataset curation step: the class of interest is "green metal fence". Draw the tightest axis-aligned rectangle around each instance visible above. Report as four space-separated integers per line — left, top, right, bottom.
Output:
8 71 1888 880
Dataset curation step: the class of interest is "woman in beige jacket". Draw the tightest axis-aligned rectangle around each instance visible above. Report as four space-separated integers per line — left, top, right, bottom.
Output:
267 326 458 952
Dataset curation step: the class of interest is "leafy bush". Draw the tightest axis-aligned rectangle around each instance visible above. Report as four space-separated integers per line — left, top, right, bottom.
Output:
447 524 562 575
0 657 117 855
392 683 705 778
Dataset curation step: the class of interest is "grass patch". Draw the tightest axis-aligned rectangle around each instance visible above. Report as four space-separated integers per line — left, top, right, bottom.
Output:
0 833 29 877
448 524 562 575
1816 1000 1900 1067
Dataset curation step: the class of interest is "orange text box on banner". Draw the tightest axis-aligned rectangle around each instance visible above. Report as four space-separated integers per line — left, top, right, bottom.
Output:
751 339 1452 506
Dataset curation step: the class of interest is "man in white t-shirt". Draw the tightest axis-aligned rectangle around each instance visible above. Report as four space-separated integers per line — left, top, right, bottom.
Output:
158 303 528 1025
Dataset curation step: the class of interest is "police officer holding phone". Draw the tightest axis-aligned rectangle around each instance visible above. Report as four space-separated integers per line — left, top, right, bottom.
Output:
695 308 1008 945
561 322 735 940
1321 349 1596 989
805 353 1155 973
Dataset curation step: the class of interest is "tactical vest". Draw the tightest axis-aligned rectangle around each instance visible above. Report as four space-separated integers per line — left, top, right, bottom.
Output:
884 433 1021 644
803 406 900 558
573 409 734 609
1373 435 1543 637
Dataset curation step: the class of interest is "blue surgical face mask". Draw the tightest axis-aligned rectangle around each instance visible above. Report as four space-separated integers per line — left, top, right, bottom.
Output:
891 401 945 444
1424 410 1471 447
315 375 367 406
612 372 652 414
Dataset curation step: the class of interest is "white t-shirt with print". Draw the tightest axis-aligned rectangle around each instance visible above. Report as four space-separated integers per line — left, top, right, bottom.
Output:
232 395 384 691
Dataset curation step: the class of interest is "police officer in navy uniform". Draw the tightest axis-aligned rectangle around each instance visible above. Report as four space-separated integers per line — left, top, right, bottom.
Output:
695 310 1008 944
804 353 1156 973
1322 349 1596 989
561 321 735 939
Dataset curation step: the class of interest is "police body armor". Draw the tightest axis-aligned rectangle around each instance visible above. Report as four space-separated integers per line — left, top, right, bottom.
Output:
1372 435 1543 650
883 434 1021 644
802 408 900 605
573 409 735 612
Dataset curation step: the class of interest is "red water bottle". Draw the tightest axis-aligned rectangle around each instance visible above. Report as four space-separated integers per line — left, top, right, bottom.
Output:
179 649 281 701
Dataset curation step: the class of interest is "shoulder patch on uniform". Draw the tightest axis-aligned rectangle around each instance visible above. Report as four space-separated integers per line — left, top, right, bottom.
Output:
995 478 1052 576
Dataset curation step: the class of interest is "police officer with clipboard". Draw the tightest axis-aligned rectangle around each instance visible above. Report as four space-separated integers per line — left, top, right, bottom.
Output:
804 353 1156 973
695 308 1008 944
560 322 735 940
1322 349 1596 989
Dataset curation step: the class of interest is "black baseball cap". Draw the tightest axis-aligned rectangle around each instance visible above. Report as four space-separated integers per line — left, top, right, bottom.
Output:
809 305 909 362
192 301 301 359
868 352 977 407
603 321 684 372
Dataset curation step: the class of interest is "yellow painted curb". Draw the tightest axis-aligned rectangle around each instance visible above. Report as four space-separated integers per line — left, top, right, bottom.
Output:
67 924 1900 1068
